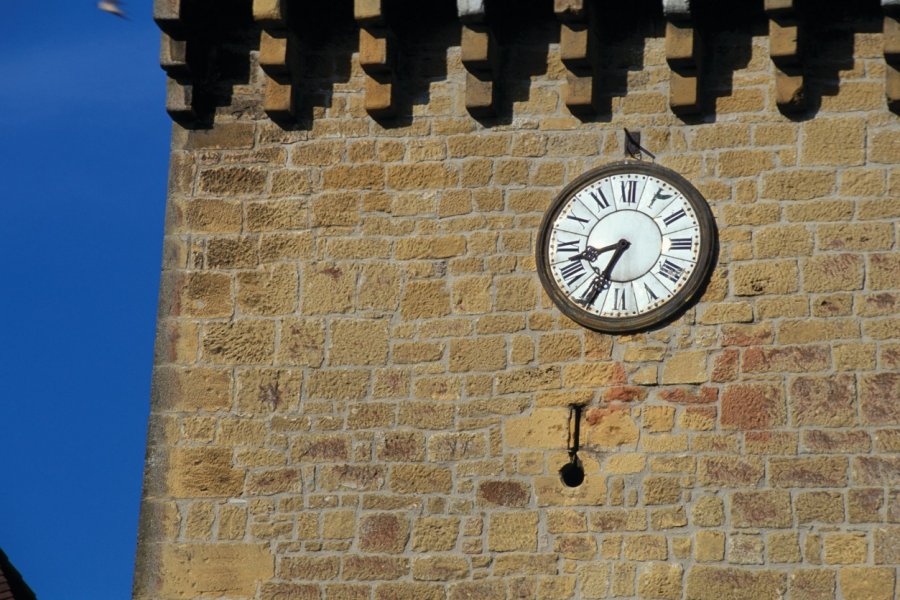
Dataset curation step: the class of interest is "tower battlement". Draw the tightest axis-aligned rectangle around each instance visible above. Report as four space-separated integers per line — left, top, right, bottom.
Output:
136 2 899 599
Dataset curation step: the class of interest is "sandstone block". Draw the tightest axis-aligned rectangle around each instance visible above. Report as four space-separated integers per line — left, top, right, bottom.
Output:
237 264 298 316
203 321 275 365
860 373 900 425
770 457 848 487
685 566 785 600
767 532 801 563
159 544 273 598
412 516 459 552
762 170 835 200
695 531 725 562
839 567 895 600
733 261 798 295
167 447 244 498
342 556 407 580
477 480 530 507
796 491 844 524
801 117 865 166
623 535 668 560
505 408 567 448
390 464 452 494
790 374 856 427
153 367 232 412
789 569 834 600
302 263 356 315
661 350 708 384
584 407 639 449
452 276 492 314
360 513 409 553
728 534 765 564
721 383 786 430
731 490 792 528
401 280 450 320
848 488 884 523
691 496 725 527
199 167 267 196
637 562 682 600
449 336 506 372
329 319 389 366
853 456 900 485
741 345 830 373
488 512 538 552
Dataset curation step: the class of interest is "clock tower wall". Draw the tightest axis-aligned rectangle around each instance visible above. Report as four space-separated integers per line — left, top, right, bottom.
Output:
137 1 900 599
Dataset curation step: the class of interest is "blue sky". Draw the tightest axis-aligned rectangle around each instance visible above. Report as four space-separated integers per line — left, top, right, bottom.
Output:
1 3 169 597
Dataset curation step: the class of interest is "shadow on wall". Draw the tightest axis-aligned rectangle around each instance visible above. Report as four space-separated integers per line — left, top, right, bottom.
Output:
164 0 891 128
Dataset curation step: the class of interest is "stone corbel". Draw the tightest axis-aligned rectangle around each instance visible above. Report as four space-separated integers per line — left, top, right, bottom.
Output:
154 0 194 120
355 0 396 118
254 0 297 121
765 0 805 111
458 0 498 117
884 0 900 109
663 0 702 114
555 0 599 114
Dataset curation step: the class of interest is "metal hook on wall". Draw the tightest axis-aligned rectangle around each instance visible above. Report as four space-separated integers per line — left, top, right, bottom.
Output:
560 404 585 487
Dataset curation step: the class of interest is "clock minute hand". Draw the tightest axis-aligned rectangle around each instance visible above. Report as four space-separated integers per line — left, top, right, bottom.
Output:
598 239 631 281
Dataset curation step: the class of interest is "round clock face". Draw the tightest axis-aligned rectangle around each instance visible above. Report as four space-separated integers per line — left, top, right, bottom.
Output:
536 161 717 333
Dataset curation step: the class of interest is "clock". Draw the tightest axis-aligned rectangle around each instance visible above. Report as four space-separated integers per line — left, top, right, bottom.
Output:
536 161 717 333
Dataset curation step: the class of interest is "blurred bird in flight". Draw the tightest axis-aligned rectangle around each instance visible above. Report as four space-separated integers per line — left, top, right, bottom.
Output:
98 0 128 19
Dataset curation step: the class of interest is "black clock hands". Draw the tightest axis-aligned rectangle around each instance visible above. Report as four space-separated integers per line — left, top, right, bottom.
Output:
569 241 622 263
576 239 631 306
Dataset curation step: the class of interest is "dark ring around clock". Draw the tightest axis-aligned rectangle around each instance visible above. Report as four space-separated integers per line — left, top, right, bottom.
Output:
535 160 718 334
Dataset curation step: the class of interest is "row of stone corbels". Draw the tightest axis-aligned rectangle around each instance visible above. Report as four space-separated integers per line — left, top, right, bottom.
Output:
153 0 900 121
248 0 498 119
765 0 804 111
354 0 499 118
554 0 703 114
154 0 194 120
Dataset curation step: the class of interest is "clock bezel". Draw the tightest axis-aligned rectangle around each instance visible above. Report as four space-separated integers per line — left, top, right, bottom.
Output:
536 160 717 334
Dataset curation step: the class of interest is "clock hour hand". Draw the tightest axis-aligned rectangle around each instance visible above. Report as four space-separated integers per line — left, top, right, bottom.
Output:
575 240 630 306
569 241 622 263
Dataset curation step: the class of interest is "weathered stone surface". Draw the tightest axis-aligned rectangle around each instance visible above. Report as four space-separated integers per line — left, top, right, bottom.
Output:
159 544 273 598
684 566 786 600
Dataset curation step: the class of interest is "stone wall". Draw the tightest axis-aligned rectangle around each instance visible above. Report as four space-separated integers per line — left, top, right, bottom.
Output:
136 2 900 599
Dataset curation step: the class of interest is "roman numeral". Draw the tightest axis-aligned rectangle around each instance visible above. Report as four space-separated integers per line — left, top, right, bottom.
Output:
663 209 686 227
578 277 603 306
614 288 626 310
649 189 672 208
658 260 685 283
589 190 610 210
621 180 638 204
669 237 692 250
557 239 580 253
560 261 586 287
566 214 590 228
644 283 659 300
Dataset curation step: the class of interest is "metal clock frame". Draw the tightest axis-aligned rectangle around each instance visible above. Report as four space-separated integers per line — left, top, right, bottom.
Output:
536 160 718 334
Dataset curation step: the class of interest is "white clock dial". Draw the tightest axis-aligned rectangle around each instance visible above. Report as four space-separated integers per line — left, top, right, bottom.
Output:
538 162 716 333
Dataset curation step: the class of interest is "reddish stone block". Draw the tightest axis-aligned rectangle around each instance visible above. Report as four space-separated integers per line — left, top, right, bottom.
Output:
477 481 530 507
771 457 848 487
860 373 900 425
659 387 718 404
790 374 856 427
721 383 786 430
711 349 740 382
741 346 830 373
